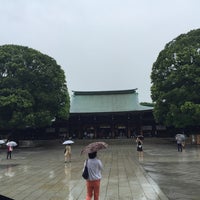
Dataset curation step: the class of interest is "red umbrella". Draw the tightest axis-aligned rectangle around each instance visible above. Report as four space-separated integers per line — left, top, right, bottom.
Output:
81 141 108 154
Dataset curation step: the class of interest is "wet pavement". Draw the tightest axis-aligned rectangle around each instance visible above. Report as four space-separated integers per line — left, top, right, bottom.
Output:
0 139 200 200
141 143 200 200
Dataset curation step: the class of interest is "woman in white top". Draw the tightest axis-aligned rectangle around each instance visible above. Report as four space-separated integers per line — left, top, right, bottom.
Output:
83 151 103 200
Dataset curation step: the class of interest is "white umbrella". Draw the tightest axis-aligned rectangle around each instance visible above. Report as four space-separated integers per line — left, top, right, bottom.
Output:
0 140 5 144
175 134 185 141
6 141 17 147
63 140 74 145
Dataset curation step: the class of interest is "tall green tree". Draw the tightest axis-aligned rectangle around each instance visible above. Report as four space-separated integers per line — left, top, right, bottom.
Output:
0 44 70 129
151 29 200 128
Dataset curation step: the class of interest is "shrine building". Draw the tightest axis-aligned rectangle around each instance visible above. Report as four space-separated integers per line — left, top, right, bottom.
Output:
63 89 164 139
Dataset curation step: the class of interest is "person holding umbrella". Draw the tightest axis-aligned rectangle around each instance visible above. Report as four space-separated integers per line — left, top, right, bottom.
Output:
7 145 13 159
81 142 107 200
64 144 72 163
175 134 185 152
83 151 103 200
63 140 74 163
136 136 143 157
6 141 17 159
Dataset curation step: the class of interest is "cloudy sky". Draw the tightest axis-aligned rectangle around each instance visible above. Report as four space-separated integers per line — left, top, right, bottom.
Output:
0 0 200 102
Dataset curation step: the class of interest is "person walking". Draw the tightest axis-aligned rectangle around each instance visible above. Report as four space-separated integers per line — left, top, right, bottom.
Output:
64 144 72 163
175 134 184 152
136 136 143 157
7 145 13 159
83 151 103 200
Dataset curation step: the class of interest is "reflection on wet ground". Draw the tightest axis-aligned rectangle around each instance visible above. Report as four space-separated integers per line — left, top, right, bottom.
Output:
0 163 19 169
141 144 200 200
0 139 200 199
143 162 200 200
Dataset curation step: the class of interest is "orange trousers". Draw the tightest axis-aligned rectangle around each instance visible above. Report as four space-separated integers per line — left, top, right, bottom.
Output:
85 179 100 200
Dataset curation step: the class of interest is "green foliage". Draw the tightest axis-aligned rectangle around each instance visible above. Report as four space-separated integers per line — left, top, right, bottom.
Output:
0 44 70 129
151 29 200 128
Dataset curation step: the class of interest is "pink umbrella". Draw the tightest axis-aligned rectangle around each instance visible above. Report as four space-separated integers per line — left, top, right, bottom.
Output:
81 141 108 154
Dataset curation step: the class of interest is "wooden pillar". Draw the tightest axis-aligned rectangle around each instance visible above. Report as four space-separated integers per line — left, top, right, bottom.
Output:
139 113 143 133
127 114 131 138
111 115 115 138
94 116 97 138
78 115 81 139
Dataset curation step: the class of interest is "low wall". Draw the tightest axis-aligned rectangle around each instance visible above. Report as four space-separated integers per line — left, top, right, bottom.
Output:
17 137 187 148
18 139 60 147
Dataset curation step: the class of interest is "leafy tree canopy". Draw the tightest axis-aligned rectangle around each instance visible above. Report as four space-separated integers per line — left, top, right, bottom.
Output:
151 29 200 128
0 44 70 129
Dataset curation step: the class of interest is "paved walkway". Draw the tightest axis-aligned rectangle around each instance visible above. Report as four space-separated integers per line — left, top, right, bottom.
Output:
0 139 199 200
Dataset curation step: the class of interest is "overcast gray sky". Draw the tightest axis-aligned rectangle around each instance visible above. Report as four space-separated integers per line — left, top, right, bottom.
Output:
0 0 200 102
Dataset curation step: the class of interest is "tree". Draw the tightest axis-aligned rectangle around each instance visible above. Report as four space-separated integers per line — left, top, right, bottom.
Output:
0 44 70 130
151 29 200 128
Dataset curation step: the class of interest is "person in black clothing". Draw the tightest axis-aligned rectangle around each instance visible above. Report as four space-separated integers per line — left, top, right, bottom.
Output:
136 136 143 157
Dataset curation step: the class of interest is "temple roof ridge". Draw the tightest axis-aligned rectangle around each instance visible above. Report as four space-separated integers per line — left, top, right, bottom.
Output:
70 88 152 114
72 88 138 96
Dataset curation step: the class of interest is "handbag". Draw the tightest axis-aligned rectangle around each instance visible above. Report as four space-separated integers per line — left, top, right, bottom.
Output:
82 160 89 180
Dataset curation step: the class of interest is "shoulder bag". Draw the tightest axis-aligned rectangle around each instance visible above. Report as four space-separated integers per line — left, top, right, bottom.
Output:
82 159 89 180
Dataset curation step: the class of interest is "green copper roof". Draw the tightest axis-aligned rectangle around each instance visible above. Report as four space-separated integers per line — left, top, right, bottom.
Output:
70 89 152 113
